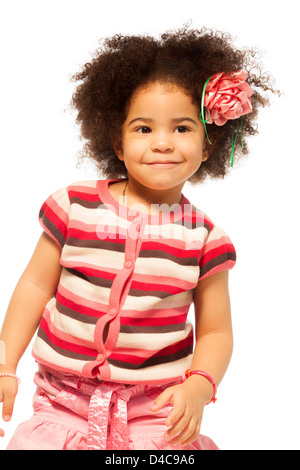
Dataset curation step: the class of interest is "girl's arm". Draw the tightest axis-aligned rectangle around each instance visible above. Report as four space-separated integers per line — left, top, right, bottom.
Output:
0 233 61 430
151 270 233 447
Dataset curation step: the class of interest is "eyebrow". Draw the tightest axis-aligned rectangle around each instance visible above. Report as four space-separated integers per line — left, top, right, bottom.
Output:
127 117 198 127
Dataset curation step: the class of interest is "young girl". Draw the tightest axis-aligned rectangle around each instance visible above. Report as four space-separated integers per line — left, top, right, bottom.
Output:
0 26 276 450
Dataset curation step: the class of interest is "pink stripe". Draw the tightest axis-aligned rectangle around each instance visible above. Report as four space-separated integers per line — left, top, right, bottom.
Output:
62 260 118 276
200 259 236 280
45 194 68 224
120 305 189 319
56 290 106 320
57 284 109 312
31 352 83 375
68 187 99 199
200 238 234 266
42 308 96 350
110 347 157 360
203 235 232 250
131 273 195 291
65 264 116 281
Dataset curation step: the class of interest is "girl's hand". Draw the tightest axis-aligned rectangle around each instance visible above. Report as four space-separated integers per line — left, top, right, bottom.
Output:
0 376 19 437
151 376 212 447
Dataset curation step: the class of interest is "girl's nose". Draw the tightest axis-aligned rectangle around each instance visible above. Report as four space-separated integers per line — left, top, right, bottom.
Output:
151 132 174 153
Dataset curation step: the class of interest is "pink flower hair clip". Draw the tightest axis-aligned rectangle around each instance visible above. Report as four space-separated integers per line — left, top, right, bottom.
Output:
199 70 254 166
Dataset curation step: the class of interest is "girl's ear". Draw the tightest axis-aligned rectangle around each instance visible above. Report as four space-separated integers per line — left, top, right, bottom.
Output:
112 139 124 162
113 141 124 161
115 150 124 161
202 136 217 161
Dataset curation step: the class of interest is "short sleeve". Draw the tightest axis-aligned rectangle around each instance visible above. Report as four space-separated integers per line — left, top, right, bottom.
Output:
199 225 236 280
39 187 70 248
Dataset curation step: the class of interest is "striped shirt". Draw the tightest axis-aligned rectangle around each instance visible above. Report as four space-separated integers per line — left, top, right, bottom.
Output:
32 179 236 385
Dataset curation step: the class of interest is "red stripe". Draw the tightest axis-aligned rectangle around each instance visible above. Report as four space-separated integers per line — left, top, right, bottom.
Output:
109 333 193 364
68 228 99 240
68 189 99 201
109 352 148 364
39 317 97 357
153 333 193 358
65 265 116 281
121 313 187 327
200 243 234 267
140 240 199 258
41 204 67 236
68 227 127 245
56 290 106 319
130 279 184 295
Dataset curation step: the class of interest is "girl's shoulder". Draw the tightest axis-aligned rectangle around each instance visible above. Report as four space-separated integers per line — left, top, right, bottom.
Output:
48 179 111 201
65 179 102 192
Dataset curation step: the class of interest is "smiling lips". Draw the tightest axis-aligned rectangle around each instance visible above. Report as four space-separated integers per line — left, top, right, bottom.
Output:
146 161 182 168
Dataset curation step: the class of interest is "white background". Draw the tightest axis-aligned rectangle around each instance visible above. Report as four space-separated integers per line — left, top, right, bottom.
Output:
0 0 299 450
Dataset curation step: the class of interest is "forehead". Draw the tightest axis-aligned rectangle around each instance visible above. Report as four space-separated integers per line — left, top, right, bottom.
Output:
127 81 196 115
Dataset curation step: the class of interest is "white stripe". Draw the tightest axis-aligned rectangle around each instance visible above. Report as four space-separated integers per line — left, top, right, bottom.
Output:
32 336 86 373
115 321 193 349
109 354 193 383
122 289 193 310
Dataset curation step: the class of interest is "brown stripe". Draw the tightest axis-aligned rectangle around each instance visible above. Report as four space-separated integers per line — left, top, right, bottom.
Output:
40 213 65 247
66 237 125 252
128 287 175 299
200 252 236 278
139 249 199 266
69 197 100 209
37 328 96 361
64 268 114 289
108 344 193 370
120 322 186 334
56 300 100 325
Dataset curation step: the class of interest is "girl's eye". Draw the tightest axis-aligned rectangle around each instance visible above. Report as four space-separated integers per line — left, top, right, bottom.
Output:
136 127 151 134
175 126 190 133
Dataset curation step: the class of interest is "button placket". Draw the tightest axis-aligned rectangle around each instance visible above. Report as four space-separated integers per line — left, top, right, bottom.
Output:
99 214 144 370
123 215 143 271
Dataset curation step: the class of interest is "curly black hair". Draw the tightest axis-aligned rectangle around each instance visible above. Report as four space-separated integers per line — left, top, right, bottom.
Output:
71 26 278 183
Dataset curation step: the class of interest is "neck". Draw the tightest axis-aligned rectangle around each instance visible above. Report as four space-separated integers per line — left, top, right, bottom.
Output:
124 177 184 213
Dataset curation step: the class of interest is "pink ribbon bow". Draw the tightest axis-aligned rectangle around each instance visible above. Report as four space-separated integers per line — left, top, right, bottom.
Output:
87 382 145 450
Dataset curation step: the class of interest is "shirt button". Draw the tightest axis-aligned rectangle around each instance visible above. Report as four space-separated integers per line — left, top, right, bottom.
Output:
97 353 104 361
109 307 117 316
125 260 132 269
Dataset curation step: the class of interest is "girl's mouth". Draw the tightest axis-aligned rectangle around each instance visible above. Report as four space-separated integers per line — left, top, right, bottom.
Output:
146 162 182 168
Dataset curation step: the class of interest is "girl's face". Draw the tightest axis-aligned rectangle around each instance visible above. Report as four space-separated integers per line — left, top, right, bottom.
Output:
117 81 207 199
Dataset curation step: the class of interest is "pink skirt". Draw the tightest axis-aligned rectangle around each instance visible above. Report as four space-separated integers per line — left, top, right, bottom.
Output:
7 366 218 450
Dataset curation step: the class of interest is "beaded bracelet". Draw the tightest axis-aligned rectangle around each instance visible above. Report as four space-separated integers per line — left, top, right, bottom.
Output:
0 373 21 384
181 369 217 405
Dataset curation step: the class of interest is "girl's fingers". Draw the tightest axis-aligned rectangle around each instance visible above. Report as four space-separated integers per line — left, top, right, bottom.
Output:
1 384 16 422
152 385 203 447
180 421 201 447
151 388 173 412
164 411 190 438
2 392 15 422
0 390 6 436
169 417 200 447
